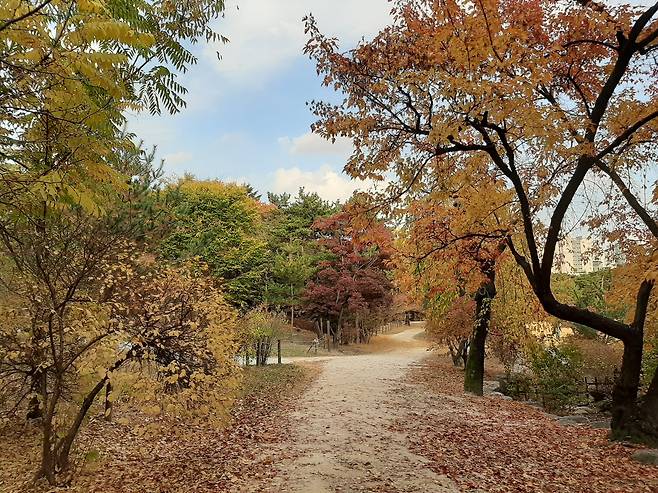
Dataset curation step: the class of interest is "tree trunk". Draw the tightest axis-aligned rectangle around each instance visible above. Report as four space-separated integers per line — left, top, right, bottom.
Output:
55 375 112 473
449 341 462 367
26 368 43 421
635 371 658 445
38 419 55 484
610 354 658 446
607 280 655 444
461 340 469 368
36 370 57 484
464 265 496 396
104 382 113 421
610 339 643 438
449 339 469 368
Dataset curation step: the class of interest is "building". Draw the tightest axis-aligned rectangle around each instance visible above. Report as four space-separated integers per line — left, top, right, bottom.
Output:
554 235 624 275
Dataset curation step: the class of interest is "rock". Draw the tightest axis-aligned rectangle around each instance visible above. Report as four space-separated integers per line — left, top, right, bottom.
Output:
483 380 500 393
595 399 613 412
590 420 610 430
558 415 589 426
489 391 513 400
632 449 658 466
572 406 594 416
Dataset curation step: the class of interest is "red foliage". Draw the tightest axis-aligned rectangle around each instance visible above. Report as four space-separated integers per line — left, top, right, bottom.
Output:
303 209 394 331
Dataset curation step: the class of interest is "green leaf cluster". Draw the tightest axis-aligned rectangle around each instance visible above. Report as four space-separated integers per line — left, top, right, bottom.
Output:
160 180 270 309
264 189 339 310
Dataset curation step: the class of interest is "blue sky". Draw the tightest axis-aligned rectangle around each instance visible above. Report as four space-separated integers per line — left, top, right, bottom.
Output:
127 0 394 201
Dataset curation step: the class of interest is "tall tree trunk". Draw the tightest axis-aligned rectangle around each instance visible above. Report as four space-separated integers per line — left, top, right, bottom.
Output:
635 371 658 445
610 339 643 438
464 264 496 395
608 279 657 444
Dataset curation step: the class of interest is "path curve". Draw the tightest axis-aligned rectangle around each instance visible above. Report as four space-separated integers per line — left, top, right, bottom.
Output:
260 325 459 493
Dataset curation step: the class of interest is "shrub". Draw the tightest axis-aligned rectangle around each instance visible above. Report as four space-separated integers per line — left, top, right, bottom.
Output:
569 337 623 379
530 343 585 413
499 372 534 400
240 309 287 365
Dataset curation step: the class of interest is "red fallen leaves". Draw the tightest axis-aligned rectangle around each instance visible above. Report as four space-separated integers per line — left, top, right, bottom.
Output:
397 356 658 493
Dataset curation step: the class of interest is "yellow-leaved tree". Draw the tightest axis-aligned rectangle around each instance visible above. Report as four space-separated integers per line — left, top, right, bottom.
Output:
0 0 226 214
0 203 240 482
0 2 235 482
306 0 658 445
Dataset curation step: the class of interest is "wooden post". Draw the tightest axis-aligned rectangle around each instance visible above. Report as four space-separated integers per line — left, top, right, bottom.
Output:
290 284 295 328
277 339 282 364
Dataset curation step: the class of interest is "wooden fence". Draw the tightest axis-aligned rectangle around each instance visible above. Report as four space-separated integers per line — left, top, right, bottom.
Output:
513 373 618 409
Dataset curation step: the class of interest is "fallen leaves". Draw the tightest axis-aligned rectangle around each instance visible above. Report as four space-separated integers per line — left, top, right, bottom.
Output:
0 364 318 493
397 355 658 493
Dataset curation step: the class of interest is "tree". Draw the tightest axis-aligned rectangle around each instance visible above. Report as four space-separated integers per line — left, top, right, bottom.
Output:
0 205 239 483
0 0 227 216
426 293 474 368
265 189 339 321
265 242 317 326
305 0 658 444
267 188 340 245
161 180 271 308
303 206 395 344
0 1 240 482
239 308 287 366
399 168 510 393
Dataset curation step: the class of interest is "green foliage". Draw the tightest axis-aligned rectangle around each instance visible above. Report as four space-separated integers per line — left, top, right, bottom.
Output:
265 241 318 308
161 180 270 308
530 343 585 413
264 189 339 311
552 270 627 339
267 188 339 244
499 373 534 400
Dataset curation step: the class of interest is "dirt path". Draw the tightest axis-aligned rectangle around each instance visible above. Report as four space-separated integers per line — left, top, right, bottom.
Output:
260 325 459 493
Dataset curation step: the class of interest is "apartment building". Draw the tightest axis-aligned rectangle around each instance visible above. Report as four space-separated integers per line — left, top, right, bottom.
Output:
554 236 624 275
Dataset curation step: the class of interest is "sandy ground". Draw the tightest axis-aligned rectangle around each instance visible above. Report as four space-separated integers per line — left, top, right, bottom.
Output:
257 324 459 493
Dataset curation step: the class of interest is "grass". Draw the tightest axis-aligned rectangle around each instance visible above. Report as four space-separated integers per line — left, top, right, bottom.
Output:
275 322 418 358
240 363 317 400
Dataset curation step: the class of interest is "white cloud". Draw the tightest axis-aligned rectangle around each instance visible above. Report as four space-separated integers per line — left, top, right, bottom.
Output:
279 131 353 157
205 0 392 84
127 113 177 144
271 165 372 202
163 151 193 167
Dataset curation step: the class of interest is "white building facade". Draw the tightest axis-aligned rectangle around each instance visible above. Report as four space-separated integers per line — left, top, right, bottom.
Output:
554 236 624 275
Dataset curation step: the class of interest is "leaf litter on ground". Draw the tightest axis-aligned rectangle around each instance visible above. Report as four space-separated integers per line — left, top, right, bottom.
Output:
394 355 658 493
